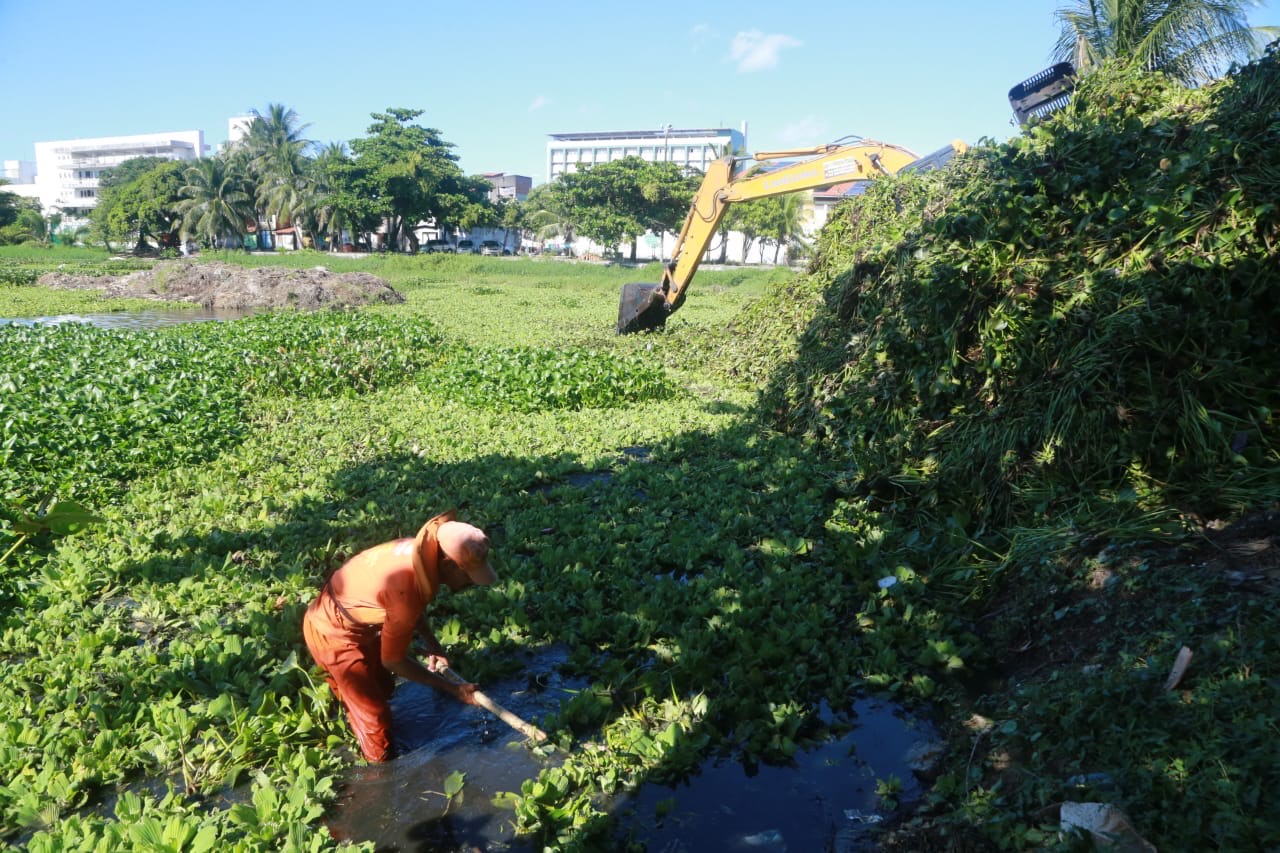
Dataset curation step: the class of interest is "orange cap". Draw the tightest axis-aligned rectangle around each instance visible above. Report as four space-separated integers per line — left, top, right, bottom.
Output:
433 521 498 586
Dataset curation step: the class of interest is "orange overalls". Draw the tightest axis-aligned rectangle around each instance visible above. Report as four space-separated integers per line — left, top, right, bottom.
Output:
303 514 448 761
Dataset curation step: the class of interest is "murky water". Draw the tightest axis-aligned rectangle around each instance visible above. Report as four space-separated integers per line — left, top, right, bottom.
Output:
2 307 261 331
326 648 937 853
612 698 934 852
325 651 583 852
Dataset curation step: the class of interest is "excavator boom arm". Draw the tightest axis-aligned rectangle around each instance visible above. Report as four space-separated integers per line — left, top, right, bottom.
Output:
658 140 922 313
616 138 966 333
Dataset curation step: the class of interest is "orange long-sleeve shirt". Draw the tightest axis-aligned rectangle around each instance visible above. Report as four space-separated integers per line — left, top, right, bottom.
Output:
320 538 434 663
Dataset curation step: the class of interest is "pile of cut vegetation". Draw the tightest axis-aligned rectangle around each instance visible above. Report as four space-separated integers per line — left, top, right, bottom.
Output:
728 50 1280 533
709 47 1280 850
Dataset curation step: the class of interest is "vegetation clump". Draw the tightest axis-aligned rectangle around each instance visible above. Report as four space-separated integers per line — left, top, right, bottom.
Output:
716 50 1280 849
732 55 1279 533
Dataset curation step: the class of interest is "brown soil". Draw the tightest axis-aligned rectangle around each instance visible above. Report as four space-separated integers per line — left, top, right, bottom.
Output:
38 260 405 310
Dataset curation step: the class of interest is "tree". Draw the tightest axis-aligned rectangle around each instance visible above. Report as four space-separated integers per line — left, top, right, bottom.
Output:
176 158 255 249
0 180 18 228
1054 0 1280 85
91 158 186 252
308 141 373 251
724 196 771 263
543 157 693 259
523 182 576 251
0 182 42 245
348 108 489 252
765 192 810 263
242 104 313 246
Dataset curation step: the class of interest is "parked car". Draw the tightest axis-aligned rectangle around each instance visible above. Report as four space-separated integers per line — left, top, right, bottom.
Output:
479 240 503 256
456 239 477 254
422 239 453 253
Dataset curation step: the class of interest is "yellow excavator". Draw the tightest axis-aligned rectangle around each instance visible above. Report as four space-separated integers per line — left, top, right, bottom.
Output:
616 137 968 334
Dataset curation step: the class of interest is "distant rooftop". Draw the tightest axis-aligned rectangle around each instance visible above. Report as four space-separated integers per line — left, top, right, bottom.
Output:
548 128 739 141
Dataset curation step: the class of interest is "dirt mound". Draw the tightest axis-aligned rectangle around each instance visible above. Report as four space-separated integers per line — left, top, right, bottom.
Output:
38 261 405 310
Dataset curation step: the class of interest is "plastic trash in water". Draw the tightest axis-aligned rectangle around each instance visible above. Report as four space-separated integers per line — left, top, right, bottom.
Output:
844 809 884 824
1067 772 1117 790
877 576 898 590
736 829 786 848
1060 802 1156 851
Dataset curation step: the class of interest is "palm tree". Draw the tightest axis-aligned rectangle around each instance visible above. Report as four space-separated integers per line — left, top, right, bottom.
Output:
176 158 254 249
56 223 89 247
310 142 358 252
770 192 810 264
243 104 313 247
1054 0 1279 85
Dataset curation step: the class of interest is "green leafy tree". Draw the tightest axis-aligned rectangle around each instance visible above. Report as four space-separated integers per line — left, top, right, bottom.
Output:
310 141 376 251
0 180 19 229
176 157 255 249
0 181 45 245
544 157 693 259
765 192 810 263
724 196 770 263
55 223 89 247
1054 0 1279 84
91 158 186 252
348 108 489 252
523 182 575 251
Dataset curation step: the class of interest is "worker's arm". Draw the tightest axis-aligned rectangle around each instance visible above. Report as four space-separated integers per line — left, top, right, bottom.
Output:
383 653 478 705
378 608 476 704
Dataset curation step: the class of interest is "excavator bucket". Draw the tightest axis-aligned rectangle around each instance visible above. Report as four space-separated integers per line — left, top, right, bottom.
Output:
1009 62 1075 125
617 282 669 334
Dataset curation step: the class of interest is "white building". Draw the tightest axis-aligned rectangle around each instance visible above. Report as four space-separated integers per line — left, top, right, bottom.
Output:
32 130 207 219
226 115 254 149
1 159 37 185
0 160 40 203
546 125 747 182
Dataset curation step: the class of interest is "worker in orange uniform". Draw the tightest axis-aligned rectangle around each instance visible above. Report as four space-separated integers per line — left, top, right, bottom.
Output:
303 510 498 762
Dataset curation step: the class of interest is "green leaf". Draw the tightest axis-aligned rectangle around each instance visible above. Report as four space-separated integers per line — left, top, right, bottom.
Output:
443 770 467 798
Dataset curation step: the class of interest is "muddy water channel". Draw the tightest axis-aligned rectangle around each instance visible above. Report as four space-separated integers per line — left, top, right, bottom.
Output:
3 307 262 330
325 647 937 852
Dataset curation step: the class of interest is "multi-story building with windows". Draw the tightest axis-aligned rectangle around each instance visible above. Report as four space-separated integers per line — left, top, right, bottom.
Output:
546 125 747 182
32 130 206 220
481 172 532 203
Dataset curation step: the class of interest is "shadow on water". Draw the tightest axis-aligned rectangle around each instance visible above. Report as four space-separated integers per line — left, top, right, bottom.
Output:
327 650 937 853
2 307 262 330
611 698 936 853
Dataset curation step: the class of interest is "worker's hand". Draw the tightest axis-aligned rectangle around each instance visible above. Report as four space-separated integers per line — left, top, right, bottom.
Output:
425 653 450 673
451 681 478 706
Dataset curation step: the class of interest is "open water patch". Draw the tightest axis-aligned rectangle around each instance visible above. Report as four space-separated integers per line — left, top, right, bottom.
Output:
611 697 937 852
1 307 262 331
325 648 581 852
326 679 939 852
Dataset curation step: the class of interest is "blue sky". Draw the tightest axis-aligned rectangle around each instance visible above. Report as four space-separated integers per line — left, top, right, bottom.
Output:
2 0 1277 186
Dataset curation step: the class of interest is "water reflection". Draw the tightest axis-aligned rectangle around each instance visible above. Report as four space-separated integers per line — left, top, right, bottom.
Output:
612 697 935 853
326 649 579 853
2 307 263 331
327 656 937 853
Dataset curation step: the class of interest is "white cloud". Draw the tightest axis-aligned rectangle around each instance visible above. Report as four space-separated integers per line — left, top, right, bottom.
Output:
780 116 830 146
528 95 550 112
729 30 802 72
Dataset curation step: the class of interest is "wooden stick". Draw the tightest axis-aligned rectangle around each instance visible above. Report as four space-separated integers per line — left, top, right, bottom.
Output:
441 667 547 742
